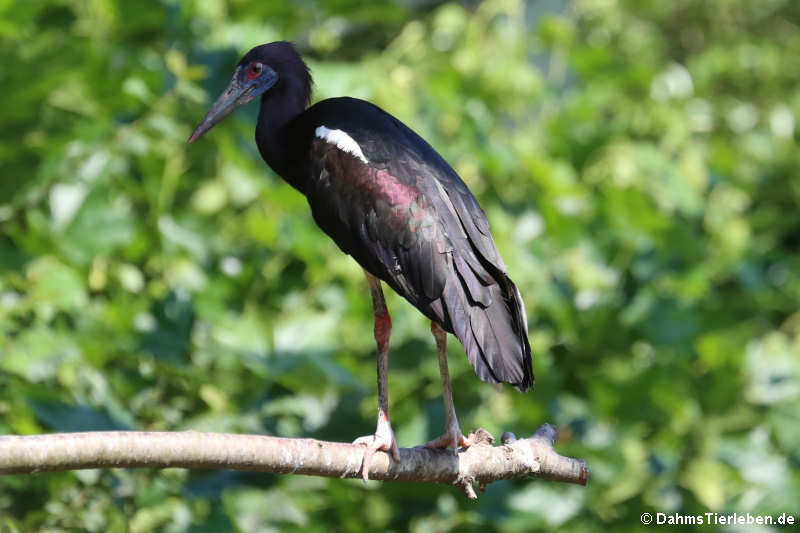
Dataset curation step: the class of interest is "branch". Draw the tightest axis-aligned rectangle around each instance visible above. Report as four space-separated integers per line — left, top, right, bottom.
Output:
0 424 587 498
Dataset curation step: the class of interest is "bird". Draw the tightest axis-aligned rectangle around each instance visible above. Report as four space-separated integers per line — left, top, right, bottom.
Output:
189 41 533 481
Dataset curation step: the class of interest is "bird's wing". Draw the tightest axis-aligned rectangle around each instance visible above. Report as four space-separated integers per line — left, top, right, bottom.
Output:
302 98 503 302
301 98 532 391
305 134 451 305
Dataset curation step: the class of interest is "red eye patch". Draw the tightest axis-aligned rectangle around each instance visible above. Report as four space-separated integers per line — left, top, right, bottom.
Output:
246 63 262 81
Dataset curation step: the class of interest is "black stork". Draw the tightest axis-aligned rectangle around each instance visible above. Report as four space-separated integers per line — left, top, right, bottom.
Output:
189 42 533 481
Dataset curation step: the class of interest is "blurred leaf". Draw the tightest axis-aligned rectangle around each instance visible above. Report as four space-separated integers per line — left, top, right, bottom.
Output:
682 459 726 511
25 256 87 314
28 397 131 432
139 291 195 363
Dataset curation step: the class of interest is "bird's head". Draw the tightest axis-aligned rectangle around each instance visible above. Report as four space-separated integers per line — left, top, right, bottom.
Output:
188 41 311 143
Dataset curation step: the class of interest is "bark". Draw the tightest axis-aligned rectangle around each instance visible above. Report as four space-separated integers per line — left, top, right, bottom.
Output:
0 424 587 499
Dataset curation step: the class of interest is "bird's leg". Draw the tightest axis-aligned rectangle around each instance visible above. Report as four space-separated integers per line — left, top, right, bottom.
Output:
352 271 400 481
423 321 472 453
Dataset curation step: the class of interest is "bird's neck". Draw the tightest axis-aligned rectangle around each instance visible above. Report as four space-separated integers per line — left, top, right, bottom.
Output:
255 87 309 191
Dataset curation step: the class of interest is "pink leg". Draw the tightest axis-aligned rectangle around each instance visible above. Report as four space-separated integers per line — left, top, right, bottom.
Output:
352 271 400 481
424 322 472 452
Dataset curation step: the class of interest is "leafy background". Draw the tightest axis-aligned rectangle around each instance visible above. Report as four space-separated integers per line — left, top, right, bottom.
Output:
2 0 799 531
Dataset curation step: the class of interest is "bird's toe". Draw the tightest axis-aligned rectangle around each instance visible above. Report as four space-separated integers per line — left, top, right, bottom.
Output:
352 426 399 481
422 425 472 453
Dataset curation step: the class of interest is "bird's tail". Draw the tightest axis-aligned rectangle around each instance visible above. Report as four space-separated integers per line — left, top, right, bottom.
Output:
442 265 533 392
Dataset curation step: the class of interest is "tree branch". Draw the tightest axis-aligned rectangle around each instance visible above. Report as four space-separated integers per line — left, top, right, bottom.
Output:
0 424 587 498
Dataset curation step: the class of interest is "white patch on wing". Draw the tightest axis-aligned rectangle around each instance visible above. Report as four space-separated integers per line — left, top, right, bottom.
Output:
315 125 368 163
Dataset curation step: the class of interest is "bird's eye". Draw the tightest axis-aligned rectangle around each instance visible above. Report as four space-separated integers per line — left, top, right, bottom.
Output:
246 63 263 80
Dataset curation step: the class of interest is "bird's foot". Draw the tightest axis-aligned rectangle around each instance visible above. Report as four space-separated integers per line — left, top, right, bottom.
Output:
422 421 473 454
352 418 400 482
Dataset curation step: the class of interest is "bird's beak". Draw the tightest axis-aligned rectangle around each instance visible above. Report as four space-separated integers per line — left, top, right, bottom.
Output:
188 67 278 144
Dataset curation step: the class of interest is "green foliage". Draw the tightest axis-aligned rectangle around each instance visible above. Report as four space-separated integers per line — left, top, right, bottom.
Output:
2 0 799 531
